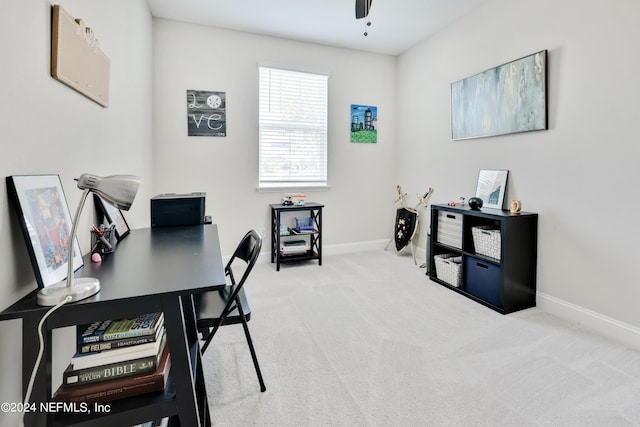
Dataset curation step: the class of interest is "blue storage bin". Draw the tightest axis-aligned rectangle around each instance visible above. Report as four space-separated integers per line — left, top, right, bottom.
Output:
464 256 501 307
295 217 314 231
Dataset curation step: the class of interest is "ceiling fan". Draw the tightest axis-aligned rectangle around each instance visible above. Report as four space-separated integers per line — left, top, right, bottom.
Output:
355 0 372 19
355 0 373 36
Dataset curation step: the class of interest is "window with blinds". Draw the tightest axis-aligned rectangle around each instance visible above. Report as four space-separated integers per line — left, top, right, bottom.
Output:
258 66 328 189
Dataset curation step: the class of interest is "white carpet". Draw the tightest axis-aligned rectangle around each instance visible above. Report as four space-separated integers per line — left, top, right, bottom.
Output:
202 250 640 426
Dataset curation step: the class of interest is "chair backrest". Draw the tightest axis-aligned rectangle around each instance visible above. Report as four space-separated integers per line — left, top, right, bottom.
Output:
225 230 262 291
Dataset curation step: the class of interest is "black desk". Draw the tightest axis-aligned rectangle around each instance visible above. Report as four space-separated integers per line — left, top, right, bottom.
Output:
0 225 226 426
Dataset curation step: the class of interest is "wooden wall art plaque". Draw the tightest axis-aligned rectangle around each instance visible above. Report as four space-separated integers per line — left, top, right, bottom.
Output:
51 5 110 107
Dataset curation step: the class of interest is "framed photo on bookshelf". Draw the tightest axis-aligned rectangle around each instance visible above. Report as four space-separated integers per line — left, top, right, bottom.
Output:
94 194 131 241
475 169 509 210
6 174 84 288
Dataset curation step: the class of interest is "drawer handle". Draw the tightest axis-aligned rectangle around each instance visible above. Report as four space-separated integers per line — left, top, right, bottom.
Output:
446 214 456 219
476 262 489 269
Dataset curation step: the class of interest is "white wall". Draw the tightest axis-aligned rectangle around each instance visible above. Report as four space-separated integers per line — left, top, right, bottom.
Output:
152 19 397 255
0 1 153 423
397 0 640 336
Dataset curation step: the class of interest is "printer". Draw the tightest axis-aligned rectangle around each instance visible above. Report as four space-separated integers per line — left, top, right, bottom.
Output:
151 192 206 227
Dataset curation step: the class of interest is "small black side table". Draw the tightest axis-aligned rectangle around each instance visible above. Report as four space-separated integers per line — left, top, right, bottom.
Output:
270 203 323 271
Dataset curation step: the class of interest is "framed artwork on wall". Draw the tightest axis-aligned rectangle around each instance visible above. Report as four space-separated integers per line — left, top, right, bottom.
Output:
475 169 509 210
350 104 377 143
6 175 84 288
186 89 227 137
51 5 110 107
451 50 547 140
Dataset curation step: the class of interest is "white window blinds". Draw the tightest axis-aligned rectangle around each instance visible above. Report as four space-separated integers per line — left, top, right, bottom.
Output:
259 66 328 189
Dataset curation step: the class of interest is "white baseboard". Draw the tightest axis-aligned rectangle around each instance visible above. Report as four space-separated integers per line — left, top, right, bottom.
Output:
537 291 640 350
324 239 390 256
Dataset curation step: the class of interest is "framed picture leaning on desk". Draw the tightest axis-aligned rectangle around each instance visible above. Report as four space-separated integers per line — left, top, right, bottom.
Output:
94 193 131 240
6 174 84 288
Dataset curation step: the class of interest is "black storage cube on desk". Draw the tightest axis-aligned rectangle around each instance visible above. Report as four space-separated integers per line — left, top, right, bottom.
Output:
151 192 206 227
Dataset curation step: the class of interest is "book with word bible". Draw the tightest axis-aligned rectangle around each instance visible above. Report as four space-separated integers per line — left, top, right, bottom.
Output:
53 344 171 404
63 332 166 387
78 312 163 344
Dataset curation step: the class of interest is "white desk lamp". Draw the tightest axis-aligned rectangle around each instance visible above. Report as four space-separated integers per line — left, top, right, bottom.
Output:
36 174 141 306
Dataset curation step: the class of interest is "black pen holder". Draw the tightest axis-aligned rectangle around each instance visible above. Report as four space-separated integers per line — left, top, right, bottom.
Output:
91 226 117 256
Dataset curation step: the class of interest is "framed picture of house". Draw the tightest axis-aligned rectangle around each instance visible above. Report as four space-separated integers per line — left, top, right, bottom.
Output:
350 104 378 143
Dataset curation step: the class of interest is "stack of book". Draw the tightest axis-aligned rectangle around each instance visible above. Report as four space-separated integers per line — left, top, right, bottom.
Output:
280 239 309 255
283 192 307 206
53 312 171 404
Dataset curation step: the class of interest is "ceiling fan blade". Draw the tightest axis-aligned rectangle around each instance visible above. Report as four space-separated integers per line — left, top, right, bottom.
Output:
355 0 372 19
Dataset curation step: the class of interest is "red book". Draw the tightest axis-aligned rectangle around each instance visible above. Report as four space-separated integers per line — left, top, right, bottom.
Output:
53 344 171 404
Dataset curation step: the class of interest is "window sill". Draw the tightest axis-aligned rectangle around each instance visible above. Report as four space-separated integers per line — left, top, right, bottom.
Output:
256 184 331 193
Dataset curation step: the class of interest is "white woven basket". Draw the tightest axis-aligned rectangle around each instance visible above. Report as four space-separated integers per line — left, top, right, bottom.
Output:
471 226 501 259
434 254 462 287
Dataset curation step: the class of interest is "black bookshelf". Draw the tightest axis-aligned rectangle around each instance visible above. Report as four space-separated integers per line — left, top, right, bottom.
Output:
429 204 538 314
270 203 323 271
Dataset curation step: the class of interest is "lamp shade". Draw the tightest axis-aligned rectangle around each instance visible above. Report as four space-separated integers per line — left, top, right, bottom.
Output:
76 174 141 210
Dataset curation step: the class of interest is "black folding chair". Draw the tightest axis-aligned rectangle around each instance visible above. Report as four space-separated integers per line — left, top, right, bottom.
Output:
195 230 266 392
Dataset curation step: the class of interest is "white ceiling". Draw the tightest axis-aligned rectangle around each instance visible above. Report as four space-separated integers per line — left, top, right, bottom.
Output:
146 0 491 56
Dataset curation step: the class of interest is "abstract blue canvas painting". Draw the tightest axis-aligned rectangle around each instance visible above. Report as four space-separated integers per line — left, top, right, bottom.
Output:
451 50 547 140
